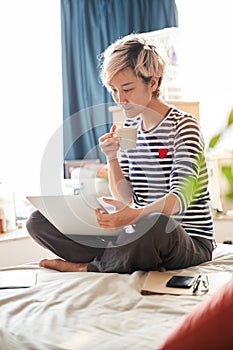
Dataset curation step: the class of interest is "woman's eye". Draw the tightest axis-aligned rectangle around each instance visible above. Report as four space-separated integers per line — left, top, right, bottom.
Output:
110 88 133 95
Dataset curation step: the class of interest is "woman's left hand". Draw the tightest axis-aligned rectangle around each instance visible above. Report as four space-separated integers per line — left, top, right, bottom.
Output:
95 197 143 230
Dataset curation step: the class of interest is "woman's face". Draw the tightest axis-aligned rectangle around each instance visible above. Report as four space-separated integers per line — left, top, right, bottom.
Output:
109 67 156 118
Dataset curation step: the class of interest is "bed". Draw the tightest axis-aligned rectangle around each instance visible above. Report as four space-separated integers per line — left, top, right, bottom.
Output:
0 242 233 350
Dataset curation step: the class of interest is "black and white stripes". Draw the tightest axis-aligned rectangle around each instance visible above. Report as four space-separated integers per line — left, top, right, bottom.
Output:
120 108 214 239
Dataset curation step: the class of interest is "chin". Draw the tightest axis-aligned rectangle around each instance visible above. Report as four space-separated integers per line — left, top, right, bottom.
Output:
123 108 141 119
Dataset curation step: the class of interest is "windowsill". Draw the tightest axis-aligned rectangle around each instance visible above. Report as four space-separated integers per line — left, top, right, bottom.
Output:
0 221 29 242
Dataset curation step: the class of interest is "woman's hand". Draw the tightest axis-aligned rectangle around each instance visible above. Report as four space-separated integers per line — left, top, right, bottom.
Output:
99 124 120 160
95 197 143 230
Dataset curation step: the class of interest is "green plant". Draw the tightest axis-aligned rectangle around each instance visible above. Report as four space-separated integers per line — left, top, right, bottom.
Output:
208 108 233 149
221 165 233 201
208 108 233 207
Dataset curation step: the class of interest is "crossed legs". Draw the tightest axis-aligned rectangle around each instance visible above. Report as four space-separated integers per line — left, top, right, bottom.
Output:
26 210 213 273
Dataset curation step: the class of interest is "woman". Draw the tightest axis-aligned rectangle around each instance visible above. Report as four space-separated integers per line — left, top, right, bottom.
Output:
27 33 215 273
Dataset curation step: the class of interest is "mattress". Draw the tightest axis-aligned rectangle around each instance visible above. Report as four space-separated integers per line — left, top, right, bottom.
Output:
0 243 232 350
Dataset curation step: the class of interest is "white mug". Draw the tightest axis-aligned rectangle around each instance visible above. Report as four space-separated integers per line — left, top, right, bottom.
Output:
116 127 137 150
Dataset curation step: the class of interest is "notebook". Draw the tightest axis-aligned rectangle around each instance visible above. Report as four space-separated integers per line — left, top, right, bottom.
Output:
27 194 124 237
141 271 233 296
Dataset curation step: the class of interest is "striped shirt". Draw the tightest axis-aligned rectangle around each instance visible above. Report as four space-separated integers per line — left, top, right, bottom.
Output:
120 107 214 239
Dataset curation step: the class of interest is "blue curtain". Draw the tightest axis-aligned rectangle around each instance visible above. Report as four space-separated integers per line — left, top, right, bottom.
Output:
61 0 178 162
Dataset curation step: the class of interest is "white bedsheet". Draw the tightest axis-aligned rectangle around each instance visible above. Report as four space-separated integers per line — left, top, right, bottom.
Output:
0 243 233 350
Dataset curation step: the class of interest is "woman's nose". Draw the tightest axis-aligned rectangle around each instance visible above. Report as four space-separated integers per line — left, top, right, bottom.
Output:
116 91 127 103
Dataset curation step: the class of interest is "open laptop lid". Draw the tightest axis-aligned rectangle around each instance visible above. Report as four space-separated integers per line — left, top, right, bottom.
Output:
27 194 123 237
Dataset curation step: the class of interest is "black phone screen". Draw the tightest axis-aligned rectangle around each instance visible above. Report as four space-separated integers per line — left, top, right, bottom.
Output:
166 275 195 289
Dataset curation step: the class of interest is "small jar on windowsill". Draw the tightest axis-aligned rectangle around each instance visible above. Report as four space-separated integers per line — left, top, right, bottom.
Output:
0 182 16 232
0 208 6 234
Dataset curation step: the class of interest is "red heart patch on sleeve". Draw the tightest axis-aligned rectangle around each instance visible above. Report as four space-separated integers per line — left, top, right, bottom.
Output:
158 148 168 159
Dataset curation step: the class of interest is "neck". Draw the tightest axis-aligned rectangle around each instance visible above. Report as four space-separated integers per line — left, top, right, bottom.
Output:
141 98 170 130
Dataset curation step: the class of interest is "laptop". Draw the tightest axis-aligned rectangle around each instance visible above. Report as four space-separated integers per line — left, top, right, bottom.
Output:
27 194 124 237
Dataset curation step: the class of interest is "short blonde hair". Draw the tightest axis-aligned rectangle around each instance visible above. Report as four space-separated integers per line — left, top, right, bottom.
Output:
99 33 168 97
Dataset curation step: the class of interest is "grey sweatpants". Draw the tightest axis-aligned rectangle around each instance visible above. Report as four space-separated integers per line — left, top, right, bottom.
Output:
26 210 214 273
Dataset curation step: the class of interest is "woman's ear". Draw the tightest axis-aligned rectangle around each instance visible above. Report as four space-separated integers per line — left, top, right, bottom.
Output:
150 77 159 93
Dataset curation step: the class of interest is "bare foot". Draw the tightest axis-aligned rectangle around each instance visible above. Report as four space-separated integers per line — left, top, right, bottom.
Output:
39 258 88 272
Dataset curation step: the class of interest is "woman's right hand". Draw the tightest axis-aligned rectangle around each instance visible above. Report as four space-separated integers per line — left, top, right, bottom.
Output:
99 124 120 160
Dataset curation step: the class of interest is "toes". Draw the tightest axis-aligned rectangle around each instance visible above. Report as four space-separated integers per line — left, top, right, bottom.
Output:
38 258 87 272
39 258 64 270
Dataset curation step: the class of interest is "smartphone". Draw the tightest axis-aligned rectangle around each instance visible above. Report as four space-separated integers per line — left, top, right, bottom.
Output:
166 275 195 289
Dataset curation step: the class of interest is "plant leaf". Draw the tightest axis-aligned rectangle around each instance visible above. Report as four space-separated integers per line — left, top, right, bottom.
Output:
221 165 233 187
221 165 233 201
208 133 222 148
227 108 233 127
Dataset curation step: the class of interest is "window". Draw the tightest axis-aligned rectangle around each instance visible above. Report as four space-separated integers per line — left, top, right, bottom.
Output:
0 0 63 201
176 0 233 147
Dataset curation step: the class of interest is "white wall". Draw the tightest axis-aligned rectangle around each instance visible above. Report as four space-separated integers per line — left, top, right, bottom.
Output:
0 0 63 197
176 0 233 148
